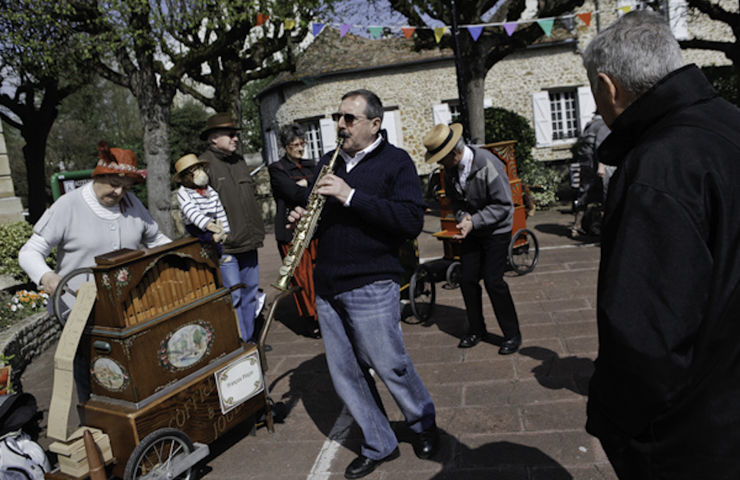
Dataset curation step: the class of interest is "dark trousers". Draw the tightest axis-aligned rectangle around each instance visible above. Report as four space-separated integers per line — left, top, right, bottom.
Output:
459 232 520 339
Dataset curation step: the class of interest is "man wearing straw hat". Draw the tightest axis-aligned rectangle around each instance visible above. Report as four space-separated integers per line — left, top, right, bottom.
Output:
423 123 521 353
199 113 265 344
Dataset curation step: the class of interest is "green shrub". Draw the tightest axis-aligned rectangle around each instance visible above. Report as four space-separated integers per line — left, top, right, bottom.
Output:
484 107 561 208
0 221 56 282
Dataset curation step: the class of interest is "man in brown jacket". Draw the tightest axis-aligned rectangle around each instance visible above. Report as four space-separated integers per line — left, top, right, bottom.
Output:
200 113 265 342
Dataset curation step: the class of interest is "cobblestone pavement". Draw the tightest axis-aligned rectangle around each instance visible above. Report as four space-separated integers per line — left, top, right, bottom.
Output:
22 205 616 479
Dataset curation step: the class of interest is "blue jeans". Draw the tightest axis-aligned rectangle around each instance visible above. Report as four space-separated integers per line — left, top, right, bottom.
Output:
220 250 259 341
317 280 436 460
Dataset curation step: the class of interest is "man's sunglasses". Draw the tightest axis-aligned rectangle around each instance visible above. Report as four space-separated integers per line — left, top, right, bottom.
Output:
331 112 368 125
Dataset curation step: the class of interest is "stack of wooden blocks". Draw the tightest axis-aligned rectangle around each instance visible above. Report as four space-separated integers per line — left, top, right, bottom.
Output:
49 427 112 477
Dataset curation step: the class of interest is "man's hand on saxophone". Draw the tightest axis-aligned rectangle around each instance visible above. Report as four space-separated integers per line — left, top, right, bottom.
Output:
316 174 352 204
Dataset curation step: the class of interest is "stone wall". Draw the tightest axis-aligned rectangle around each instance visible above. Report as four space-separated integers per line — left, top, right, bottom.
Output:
273 0 732 174
0 312 61 393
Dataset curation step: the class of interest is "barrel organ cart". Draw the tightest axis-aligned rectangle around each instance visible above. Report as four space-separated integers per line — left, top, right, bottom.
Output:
46 238 272 480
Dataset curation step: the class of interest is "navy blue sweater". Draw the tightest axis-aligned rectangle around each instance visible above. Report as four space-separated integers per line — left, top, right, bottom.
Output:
311 139 425 296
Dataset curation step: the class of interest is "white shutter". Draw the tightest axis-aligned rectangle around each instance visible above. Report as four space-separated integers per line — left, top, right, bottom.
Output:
668 0 689 40
532 91 552 148
577 86 596 133
319 117 337 154
432 103 452 125
382 110 403 147
484 97 493 108
266 129 279 164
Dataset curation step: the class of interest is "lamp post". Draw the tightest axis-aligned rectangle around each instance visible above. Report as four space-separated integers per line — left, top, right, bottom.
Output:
450 0 471 142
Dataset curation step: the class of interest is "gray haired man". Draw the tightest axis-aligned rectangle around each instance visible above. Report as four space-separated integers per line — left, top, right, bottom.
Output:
583 10 740 479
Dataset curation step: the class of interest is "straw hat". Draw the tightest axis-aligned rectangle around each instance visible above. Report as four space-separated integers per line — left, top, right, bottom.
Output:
173 154 208 183
92 141 145 183
200 112 240 140
423 123 464 164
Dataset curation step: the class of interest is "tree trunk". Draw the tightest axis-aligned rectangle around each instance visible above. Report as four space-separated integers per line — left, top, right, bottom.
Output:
139 101 175 238
21 128 50 224
465 73 487 144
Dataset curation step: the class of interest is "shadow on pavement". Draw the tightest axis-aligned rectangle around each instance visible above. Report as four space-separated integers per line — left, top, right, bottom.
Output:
392 423 574 479
518 346 595 396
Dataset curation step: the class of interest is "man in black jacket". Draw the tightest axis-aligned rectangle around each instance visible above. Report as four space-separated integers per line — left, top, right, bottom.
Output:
583 11 740 479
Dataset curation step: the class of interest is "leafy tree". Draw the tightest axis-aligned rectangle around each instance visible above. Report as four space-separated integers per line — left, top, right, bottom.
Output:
387 0 586 143
178 3 323 124
169 102 209 160
678 0 740 93
0 1 96 222
240 76 275 153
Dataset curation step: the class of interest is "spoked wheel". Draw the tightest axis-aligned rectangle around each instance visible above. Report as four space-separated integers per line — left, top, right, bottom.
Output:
508 228 540 275
124 428 199 480
409 266 436 323
445 261 462 289
52 267 93 324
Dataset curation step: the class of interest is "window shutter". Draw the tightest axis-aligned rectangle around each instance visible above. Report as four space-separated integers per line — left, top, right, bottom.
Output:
265 129 279 164
532 91 552 148
382 110 403 147
432 103 452 125
319 118 337 154
577 86 596 133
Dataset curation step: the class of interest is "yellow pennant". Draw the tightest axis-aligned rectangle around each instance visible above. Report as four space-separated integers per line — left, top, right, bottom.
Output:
619 5 632 13
285 18 296 30
434 27 447 43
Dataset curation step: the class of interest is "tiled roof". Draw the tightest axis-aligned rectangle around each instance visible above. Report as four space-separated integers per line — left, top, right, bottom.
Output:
267 28 453 89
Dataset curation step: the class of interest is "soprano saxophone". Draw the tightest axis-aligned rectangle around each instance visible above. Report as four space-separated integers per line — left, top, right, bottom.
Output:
272 135 346 291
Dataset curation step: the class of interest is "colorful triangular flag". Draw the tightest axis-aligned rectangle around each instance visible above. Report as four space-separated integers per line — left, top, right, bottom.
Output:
256 13 269 26
340 23 352 38
401 27 416 39
433 27 447 43
467 26 483 42
619 5 632 13
577 12 592 26
312 23 325 36
537 18 554 37
284 19 296 30
503 22 517 36
368 26 383 39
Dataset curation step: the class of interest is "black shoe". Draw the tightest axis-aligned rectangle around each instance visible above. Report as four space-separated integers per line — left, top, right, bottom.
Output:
413 424 439 460
498 334 521 355
246 339 272 352
344 447 400 479
308 326 322 339
458 333 482 348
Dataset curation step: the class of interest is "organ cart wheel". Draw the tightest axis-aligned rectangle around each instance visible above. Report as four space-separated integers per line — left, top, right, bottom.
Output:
52 267 94 324
409 265 436 323
445 261 462 289
508 228 540 275
123 428 200 480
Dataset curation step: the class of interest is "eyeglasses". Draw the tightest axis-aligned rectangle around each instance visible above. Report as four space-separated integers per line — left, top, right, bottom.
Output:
331 112 368 125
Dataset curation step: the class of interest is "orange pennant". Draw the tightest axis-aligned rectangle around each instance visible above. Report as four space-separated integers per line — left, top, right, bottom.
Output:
256 13 269 26
577 12 592 26
401 27 416 39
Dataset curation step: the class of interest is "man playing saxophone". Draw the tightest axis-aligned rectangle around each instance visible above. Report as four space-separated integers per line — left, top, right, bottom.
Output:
288 89 438 479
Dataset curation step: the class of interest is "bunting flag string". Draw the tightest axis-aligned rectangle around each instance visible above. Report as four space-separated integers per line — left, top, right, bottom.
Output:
268 9 622 41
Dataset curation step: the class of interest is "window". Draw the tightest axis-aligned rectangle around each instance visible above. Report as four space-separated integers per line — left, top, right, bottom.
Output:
432 98 493 126
532 86 595 148
617 0 688 39
550 91 579 141
297 119 324 161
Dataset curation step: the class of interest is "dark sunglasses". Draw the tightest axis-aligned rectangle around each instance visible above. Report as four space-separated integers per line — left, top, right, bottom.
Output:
331 112 368 125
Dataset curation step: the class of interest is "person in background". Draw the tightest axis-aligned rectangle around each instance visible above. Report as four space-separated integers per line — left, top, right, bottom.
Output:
583 11 740 478
18 142 170 401
571 112 610 237
288 89 438 479
423 123 521 354
173 153 229 250
268 123 321 339
200 113 265 344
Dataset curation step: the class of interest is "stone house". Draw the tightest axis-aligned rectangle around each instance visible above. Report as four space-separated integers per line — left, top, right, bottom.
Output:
256 0 732 176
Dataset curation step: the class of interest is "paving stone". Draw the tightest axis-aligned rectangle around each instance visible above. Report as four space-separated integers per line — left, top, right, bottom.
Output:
522 400 588 431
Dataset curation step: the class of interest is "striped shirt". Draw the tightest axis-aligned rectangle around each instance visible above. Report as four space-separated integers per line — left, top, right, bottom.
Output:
177 185 230 233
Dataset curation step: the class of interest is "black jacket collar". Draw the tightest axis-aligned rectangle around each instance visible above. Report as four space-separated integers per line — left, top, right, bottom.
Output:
598 64 717 166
